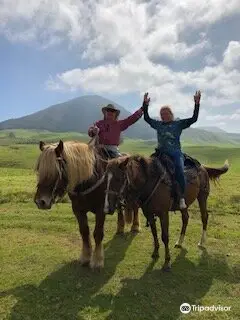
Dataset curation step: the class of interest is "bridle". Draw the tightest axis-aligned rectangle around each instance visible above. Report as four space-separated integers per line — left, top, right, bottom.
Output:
51 156 68 203
105 168 167 208
104 171 129 208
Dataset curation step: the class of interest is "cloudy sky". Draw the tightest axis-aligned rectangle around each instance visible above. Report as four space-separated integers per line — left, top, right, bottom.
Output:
1 0 240 132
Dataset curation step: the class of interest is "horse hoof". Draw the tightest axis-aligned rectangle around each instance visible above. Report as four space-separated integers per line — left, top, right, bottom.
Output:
90 263 104 272
162 265 171 272
116 231 125 236
198 243 205 250
175 243 182 249
79 256 91 267
92 266 103 273
131 228 141 234
80 260 90 267
90 258 104 271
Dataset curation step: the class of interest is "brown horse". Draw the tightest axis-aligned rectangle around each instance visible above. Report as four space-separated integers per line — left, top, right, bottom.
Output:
34 137 140 270
104 155 229 271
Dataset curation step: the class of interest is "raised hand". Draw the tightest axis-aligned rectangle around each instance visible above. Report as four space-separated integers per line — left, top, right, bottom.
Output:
142 92 151 109
194 90 201 105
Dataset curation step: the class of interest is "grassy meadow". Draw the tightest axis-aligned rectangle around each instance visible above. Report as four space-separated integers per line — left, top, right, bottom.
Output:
0 130 240 320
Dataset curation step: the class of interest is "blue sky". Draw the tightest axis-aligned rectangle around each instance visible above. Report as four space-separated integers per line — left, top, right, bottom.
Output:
0 0 240 132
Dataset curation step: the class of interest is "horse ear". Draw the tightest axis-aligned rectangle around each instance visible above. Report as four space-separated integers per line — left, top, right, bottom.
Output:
119 157 129 170
39 141 45 151
55 140 64 157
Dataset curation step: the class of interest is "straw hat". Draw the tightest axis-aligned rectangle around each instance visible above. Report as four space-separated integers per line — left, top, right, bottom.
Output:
102 104 120 117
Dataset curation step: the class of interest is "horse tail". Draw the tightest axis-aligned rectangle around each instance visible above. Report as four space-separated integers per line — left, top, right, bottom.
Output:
203 160 229 182
124 204 133 224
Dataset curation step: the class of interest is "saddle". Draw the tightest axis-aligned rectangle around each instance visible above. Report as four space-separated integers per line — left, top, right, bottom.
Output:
151 148 201 210
151 148 201 175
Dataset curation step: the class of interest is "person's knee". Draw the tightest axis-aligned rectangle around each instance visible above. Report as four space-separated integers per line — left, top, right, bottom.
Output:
175 164 186 185
172 153 182 165
176 156 184 168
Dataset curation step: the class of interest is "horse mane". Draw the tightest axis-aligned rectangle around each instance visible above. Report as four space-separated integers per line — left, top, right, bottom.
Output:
35 141 96 192
126 155 166 185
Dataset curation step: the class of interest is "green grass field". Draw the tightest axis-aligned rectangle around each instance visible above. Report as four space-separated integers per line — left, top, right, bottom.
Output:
0 134 240 319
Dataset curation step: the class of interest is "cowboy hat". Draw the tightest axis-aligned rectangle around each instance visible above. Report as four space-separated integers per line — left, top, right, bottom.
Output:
102 104 120 117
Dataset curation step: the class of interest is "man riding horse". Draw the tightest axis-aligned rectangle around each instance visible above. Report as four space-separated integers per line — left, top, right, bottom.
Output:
88 96 149 158
34 95 148 270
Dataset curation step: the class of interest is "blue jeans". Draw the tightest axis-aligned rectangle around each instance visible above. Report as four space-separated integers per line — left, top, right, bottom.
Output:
166 150 186 196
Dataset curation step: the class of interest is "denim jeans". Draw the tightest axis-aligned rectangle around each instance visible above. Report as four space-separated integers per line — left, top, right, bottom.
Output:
166 149 186 196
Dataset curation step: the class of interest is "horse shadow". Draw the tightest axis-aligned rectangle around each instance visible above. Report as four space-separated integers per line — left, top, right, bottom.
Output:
93 248 239 320
0 232 136 320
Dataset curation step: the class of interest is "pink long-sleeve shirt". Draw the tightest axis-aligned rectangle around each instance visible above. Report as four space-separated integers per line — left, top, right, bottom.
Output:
88 108 143 145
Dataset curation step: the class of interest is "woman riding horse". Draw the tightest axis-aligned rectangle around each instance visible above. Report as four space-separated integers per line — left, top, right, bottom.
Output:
88 100 144 158
142 91 201 210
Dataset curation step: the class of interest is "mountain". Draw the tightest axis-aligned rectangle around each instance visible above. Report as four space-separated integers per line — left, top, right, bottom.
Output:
0 95 155 140
0 95 240 145
182 127 240 145
198 126 227 133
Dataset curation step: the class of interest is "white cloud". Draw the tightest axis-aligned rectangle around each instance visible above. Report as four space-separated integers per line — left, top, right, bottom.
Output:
205 53 218 66
1 0 240 126
48 42 240 115
194 109 240 133
203 109 239 131
218 122 226 127
223 41 240 69
206 112 240 121
0 0 94 48
1 0 239 53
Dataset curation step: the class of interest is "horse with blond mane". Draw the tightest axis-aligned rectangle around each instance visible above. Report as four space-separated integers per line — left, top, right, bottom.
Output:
34 137 140 270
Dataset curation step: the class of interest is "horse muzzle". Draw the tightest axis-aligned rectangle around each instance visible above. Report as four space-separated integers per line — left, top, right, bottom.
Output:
35 197 53 210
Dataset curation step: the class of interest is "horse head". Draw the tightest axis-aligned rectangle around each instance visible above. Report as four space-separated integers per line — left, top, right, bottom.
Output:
34 140 68 209
104 156 148 214
34 138 96 210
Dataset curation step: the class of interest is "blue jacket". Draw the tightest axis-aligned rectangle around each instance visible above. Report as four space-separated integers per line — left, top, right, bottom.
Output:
144 104 200 152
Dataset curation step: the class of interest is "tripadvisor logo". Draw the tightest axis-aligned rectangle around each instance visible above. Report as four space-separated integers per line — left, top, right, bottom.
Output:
180 303 231 314
180 303 191 314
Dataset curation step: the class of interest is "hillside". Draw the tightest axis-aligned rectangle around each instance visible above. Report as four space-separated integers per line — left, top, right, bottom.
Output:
0 95 155 140
182 127 240 146
0 95 240 145
198 126 227 133
1 128 240 149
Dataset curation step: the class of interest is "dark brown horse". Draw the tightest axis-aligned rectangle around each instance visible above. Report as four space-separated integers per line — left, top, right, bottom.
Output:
104 155 229 271
34 137 140 270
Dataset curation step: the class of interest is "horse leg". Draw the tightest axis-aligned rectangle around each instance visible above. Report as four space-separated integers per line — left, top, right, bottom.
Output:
148 214 159 259
76 211 92 266
175 208 189 248
116 206 125 235
159 212 171 271
117 203 140 234
90 211 106 270
197 192 209 248
131 204 141 233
